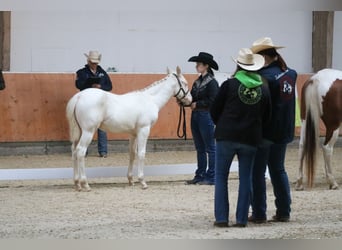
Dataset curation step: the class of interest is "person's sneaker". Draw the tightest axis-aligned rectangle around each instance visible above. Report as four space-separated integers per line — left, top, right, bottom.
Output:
213 221 229 228
99 153 107 158
197 180 214 185
185 178 202 185
248 215 267 224
270 215 290 222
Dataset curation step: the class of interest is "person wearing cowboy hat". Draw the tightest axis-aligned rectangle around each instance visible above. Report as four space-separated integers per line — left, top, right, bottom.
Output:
248 37 297 224
185 52 219 185
210 48 271 227
75 50 113 158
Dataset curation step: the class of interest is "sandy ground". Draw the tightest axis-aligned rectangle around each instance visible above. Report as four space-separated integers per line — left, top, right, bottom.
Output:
0 147 341 239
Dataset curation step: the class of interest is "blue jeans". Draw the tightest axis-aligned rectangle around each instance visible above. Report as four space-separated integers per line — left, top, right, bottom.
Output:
251 141 291 219
191 111 216 182
97 129 108 154
215 140 257 225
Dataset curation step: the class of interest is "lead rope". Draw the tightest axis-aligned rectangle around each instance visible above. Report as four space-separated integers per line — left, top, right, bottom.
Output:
177 104 187 140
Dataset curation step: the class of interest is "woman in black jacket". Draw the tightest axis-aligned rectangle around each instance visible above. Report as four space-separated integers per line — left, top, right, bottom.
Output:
186 52 219 185
210 48 271 227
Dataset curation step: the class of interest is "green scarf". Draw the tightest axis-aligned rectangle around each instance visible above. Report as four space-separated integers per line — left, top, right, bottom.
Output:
235 70 263 88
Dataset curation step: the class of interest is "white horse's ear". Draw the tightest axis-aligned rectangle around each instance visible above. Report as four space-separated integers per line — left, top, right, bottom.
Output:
166 67 171 74
176 66 181 76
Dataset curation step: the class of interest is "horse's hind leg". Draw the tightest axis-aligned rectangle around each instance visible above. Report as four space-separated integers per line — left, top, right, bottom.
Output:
75 131 94 191
296 120 305 190
71 142 82 191
322 128 339 190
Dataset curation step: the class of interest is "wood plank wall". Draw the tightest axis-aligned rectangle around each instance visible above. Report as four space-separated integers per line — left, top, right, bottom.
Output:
0 73 326 143
0 73 197 142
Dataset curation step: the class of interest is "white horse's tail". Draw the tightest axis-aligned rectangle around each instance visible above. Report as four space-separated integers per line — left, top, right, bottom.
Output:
300 78 320 188
66 95 81 144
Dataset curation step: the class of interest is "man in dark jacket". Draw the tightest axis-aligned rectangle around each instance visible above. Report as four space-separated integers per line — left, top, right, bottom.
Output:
75 51 112 157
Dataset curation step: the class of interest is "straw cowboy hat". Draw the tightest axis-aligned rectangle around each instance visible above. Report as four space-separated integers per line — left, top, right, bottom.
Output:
84 50 102 63
233 48 265 71
250 37 285 53
188 52 219 70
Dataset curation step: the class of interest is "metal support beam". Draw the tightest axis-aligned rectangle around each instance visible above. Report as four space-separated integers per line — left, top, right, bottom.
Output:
312 11 334 72
0 11 11 71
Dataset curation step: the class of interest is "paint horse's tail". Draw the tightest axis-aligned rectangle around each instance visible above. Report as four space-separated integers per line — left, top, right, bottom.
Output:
300 78 320 188
66 94 82 146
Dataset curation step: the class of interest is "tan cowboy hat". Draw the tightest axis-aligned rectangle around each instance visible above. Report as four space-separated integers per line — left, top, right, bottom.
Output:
250 37 285 53
84 50 102 63
232 48 265 71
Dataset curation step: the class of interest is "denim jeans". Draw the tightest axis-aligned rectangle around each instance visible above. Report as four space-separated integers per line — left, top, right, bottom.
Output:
191 110 216 182
251 141 291 219
97 129 108 154
215 140 257 225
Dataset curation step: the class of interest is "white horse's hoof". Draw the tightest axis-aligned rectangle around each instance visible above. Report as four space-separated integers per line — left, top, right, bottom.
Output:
74 180 82 191
81 181 91 192
329 184 339 190
141 182 148 189
128 176 134 186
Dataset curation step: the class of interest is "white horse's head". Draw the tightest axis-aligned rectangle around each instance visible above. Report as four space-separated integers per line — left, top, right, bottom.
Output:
167 66 192 106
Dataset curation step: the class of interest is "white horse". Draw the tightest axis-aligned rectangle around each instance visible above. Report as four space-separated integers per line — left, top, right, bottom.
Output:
296 68 342 190
66 67 192 191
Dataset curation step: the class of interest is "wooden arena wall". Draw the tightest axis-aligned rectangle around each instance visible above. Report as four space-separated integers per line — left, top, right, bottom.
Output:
0 73 323 143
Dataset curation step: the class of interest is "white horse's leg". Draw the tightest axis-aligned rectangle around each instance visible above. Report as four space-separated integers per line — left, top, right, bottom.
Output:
136 127 150 189
322 129 339 190
296 120 305 191
71 142 82 191
127 136 137 186
76 131 94 191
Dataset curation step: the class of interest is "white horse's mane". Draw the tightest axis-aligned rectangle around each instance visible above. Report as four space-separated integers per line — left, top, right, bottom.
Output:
134 75 170 93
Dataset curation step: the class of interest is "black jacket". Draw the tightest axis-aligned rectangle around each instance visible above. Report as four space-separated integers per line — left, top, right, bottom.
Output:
210 77 271 146
75 64 112 91
191 73 219 110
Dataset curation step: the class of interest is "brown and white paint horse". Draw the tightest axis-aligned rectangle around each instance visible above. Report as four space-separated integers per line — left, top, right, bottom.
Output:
296 68 342 190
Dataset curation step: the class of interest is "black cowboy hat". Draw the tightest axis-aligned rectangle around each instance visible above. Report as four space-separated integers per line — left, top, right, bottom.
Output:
188 52 219 70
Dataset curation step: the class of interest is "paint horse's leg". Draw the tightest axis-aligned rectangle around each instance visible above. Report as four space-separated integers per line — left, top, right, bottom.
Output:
296 120 306 190
75 131 94 191
322 128 339 190
136 126 150 189
127 135 137 186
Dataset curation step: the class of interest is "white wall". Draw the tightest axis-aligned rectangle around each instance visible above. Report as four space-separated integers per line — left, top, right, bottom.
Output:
8 9 342 73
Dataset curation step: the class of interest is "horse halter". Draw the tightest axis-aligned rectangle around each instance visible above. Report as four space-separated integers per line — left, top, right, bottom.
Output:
172 73 190 140
172 73 190 102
